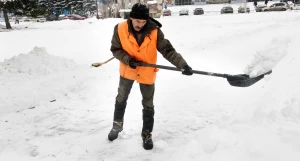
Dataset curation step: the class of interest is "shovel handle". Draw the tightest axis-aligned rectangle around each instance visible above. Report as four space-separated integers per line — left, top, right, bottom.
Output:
134 62 228 78
134 62 272 87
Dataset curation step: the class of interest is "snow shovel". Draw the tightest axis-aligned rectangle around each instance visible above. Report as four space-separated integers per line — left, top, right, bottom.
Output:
91 57 115 67
133 62 272 87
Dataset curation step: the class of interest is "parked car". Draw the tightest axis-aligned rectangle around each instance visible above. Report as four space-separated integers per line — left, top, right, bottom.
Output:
238 6 250 13
280 0 294 9
207 0 231 4
36 16 46 22
262 2 289 11
64 14 86 20
221 6 234 14
290 2 300 10
255 4 267 12
163 9 172 16
46 14 58 21
58 15 65 20
18 17 31 22
193 8 204 15
119 9 131 19
179 8 189 16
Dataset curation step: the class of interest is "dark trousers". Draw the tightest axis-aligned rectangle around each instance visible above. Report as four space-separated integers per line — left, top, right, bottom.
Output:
113 76 155 134
116 76 155 109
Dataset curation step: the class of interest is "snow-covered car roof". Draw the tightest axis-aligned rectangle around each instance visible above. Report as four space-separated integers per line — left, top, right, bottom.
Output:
147 0 158 4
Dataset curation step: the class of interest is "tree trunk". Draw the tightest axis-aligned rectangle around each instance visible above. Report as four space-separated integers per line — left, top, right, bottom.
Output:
102 4 108 18
3 9 12 29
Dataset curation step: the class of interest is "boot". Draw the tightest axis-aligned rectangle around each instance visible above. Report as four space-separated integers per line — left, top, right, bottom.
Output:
108 102 126 141
142 131 153 150
141 109 154 150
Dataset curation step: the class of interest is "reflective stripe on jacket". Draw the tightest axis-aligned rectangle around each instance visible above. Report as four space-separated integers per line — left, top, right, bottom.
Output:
118 21 158 85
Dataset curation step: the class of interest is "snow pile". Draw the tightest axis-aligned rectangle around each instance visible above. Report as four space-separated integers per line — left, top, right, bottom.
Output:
0 47 82 116
0 47 78 76
0 46 117 117
244 38 290 78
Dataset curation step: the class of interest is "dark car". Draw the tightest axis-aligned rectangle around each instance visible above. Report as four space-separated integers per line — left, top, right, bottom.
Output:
221 6 234 14
193 8 204 15
64 14 86 20
163 9 172 16
46 14 58 21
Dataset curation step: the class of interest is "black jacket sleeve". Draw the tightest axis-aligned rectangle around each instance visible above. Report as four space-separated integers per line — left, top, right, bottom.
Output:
110 24 132 65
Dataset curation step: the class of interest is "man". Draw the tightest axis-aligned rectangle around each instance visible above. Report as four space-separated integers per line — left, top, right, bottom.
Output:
265 0 269 5
253 0 258 9
108 3 193 150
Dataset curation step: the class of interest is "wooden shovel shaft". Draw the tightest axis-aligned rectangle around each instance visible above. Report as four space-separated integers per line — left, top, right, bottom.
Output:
103 57 115 64
92 57 115 67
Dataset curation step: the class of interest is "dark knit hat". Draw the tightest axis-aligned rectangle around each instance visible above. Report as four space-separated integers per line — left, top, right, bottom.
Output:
129 3 149 20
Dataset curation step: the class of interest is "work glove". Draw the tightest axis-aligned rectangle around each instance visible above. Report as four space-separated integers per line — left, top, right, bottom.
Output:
182 65 193 76
128 58 141 69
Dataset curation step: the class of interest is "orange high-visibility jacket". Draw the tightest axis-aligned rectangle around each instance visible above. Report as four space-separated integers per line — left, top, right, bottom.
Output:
118 21 158 85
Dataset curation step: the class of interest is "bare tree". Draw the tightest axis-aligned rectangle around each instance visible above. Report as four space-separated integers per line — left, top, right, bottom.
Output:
0 0 12 29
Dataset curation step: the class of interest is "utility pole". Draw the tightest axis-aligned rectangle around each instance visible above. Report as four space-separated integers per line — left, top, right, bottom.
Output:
244 0 247 13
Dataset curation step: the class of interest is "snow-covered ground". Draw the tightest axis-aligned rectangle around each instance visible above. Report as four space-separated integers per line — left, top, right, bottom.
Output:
1 3 300 161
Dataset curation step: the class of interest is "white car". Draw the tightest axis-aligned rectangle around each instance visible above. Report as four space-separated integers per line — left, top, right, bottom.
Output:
262 2 289 11
17 17 30 22
179 8 189 16
36 16 46 22
290 2 300 10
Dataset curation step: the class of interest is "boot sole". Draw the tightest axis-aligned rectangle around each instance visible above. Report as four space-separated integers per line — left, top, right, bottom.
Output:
108 129 122 141
143 144 153 150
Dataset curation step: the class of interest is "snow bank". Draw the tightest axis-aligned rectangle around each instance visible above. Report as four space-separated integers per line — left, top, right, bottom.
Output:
0 47 78 76
0 47 80 116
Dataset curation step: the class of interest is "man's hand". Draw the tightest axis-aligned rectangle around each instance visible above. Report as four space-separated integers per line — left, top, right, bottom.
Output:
128 58 141 69
182 65 193 76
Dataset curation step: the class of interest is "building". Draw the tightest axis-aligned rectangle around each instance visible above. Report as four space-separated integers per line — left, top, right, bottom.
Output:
116 0 163 18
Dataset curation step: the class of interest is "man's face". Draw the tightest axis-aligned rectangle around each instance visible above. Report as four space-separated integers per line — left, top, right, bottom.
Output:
130 18 147 32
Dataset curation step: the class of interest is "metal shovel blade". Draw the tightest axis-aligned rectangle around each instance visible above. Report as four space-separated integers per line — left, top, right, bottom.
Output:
91 62 104 67
226 70 272 87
